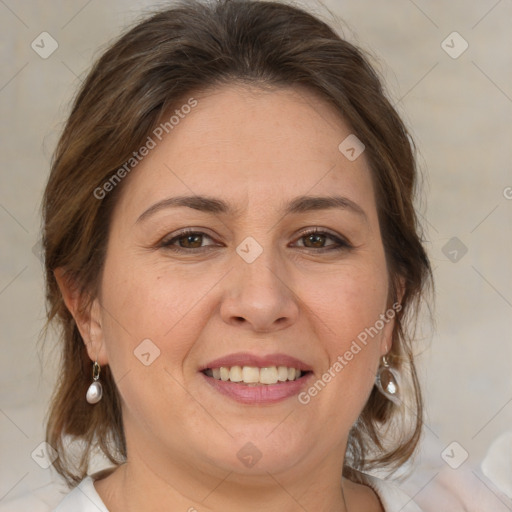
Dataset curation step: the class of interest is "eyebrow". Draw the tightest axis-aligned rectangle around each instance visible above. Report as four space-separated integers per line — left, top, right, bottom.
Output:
136 194 368 224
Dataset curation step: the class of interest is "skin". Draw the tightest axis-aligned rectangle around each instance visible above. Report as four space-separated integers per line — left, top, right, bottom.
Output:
56 84 398 511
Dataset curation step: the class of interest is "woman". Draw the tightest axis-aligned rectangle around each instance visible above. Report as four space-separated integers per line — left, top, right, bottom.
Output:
38 0 431 510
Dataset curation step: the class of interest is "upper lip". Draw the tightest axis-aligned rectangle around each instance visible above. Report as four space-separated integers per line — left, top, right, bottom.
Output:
200 352 313 372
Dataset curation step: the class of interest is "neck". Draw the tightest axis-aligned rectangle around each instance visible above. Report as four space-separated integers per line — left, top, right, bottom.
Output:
101 443 351 512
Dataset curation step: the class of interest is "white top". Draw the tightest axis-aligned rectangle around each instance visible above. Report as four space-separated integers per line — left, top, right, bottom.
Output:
0 471 423 512
366 474 423 512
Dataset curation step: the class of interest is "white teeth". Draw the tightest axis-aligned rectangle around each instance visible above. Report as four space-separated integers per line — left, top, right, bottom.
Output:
220 367 230 381
260 366 278 384
277 366 288 381
207 365 303 384
242 366 260 383
229 366 243 382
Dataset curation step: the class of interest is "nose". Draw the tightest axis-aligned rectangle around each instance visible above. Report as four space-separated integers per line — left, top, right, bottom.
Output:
220 245 300 333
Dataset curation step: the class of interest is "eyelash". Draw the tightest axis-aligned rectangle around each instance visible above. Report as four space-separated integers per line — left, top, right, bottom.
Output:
159 227 352 253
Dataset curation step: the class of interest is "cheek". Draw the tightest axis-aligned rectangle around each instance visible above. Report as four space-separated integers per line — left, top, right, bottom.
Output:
97 262 195 427
100 254 213 342
301 260 389 408
306 260 389 343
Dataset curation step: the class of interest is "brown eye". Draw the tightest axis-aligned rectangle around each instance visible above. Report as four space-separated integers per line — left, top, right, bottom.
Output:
303 232 328 248
294 228 352 252
176 233 204 248
160 230 217 251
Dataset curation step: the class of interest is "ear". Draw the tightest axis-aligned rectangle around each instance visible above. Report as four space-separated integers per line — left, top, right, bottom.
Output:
380 275 406 356
54 267 109 366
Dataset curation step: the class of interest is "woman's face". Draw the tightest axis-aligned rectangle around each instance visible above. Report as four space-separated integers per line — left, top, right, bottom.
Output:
86 84 395 483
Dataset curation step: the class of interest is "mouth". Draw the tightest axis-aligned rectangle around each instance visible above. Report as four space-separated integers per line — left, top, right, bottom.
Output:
199 353 314 404
201 365 311 385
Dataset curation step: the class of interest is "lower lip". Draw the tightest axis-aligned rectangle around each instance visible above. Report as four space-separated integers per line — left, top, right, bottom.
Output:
200 372 312 404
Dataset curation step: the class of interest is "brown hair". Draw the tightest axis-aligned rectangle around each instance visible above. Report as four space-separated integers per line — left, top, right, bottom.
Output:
42 0 432 487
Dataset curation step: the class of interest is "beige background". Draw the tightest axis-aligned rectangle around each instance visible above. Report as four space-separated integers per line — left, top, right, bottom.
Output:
1 0 511 509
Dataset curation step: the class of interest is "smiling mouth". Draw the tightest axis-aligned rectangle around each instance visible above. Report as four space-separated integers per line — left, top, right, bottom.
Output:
202 366 312 386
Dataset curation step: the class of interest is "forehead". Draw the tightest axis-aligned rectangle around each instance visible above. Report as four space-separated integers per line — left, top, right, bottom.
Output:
113 84 376 223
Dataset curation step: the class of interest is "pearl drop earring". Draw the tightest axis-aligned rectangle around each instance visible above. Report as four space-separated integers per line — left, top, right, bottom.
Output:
375 355 401 406
86 360 103 404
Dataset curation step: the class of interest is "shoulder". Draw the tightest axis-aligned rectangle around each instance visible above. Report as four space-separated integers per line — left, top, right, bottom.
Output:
0 479 68 512
362 473 425 512
0 473 109 512
365 474 425 512
52 475 109 512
